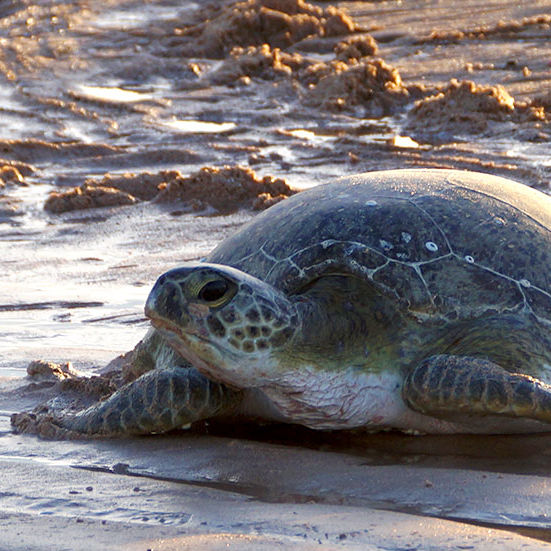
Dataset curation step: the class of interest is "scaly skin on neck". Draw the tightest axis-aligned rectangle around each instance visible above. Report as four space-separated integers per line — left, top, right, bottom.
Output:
285 275 408 374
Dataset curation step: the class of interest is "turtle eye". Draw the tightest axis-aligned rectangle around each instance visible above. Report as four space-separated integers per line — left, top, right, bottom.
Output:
197 278 230 305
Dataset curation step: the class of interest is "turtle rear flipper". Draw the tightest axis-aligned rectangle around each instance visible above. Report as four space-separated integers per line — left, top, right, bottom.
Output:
403 355 551 427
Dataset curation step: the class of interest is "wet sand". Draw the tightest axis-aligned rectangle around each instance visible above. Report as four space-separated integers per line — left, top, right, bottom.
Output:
1 0 551 549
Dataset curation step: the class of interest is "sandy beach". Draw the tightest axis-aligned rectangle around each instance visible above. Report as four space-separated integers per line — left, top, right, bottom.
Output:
1 0 551 548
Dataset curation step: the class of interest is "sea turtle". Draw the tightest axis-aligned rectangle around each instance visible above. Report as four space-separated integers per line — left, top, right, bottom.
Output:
15 168 551 435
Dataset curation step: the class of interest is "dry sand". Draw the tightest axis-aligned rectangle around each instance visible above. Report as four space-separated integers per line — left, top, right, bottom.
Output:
1 0 551 549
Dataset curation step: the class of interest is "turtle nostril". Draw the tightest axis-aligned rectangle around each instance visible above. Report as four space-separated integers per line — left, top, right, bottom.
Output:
160 283 186 322
145 277 184 324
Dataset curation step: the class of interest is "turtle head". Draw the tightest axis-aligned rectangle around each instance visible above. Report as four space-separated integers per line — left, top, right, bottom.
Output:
144 262 298 387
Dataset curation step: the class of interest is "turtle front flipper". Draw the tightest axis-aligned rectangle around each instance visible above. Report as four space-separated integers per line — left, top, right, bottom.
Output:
403 355 551 428
63 367 243 436
14 367 243 437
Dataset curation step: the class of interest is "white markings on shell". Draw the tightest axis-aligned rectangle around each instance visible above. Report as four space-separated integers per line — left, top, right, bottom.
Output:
321 239 335 249
345 243 359 255
379 239 394 252
366 200 378 207
464 255 475 264
520 278 531 288
425 241 438 252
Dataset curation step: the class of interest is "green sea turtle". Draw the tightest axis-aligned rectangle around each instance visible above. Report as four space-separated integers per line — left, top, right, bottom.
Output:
16 169 551 435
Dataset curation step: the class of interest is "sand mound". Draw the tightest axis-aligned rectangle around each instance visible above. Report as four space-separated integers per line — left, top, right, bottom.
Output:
44 166 295 214
210 44 309 84
154 165 296 212
210 43 405 117
305 58 409 115
334 35 378 61
26 359 81 381
211 33 378 85
44 184 138 213
179 0 358 58
82 171 172 201
406 79 547 138
44 171 180 213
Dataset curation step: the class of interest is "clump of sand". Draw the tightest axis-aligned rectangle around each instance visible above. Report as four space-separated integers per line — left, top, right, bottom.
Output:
154 165 296 212
210 44 309 84
44 166 295 214
211 33 378 85
210 39 405 116
45 184 138 213
174 0 397 117
406 79 547 138
81 171 172 201
304 58 409 115
334 35 378 61
26 359 82 381
178 0 358 58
